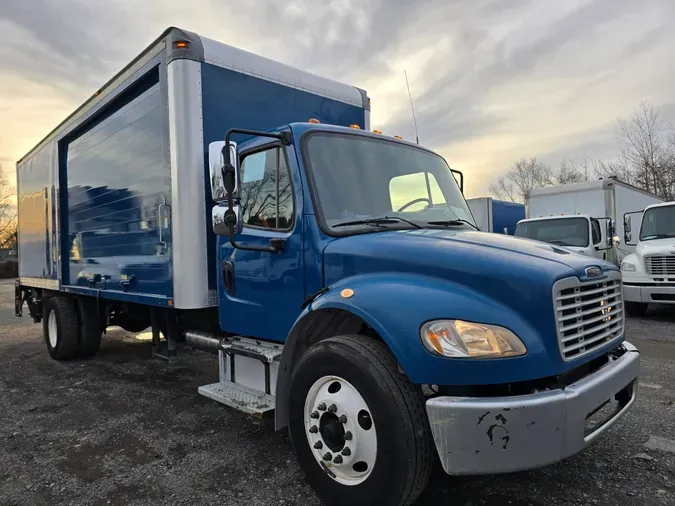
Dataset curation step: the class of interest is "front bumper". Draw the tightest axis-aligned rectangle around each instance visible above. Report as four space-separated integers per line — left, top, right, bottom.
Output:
426 342 639 475
623 283 675 304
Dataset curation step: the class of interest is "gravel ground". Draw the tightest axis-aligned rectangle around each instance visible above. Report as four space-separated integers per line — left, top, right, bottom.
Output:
0 279 674 506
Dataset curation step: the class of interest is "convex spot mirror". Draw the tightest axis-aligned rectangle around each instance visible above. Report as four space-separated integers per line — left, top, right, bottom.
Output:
209 141 238 203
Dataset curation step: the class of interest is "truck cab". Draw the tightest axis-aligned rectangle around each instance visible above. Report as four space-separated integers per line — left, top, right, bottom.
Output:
621 201 675 316
514 214 618 263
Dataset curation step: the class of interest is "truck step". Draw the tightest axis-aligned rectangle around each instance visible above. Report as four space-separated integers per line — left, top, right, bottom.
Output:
221 337 283 363
198 380 275 416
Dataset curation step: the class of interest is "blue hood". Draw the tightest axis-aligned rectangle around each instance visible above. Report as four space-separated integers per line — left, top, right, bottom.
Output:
321 229 619 382
324 228 616 293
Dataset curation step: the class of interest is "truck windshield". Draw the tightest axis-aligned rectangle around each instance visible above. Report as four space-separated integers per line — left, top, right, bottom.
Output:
304 132 475 232
640 206 675 241
515 218 589 247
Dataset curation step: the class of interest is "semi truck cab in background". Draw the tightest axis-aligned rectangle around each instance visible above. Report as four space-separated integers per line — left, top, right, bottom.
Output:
621 201 675 316
514 179 661 265
14 28 640 506
515 214 617 262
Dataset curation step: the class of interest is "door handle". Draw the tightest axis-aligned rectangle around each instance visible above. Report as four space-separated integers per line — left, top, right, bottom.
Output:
221 261 235 295
158 200 170 253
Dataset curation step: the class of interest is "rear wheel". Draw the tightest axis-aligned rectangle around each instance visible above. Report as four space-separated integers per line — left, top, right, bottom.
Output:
288 336 433 506
43 296 80 360
625 302 648 317
76 297 103 357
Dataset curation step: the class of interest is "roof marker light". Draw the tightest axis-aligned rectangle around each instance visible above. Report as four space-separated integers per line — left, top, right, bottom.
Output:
308 118 320 124
175 41 189 49
394 135 403 139
349 124 361 129
372 129 382 134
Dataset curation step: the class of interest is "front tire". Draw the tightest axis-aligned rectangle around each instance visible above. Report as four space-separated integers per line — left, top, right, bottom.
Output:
288 336 433 506
625 301 648 317
43 296 80 360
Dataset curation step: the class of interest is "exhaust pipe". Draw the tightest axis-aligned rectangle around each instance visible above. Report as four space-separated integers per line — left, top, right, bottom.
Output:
185 331 224 354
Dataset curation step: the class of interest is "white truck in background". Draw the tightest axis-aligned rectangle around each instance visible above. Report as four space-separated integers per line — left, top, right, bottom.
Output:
514 179 661 265
621 201 675 316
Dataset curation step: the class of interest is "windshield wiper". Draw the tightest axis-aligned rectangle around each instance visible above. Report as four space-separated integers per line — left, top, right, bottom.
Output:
426 219 479 231
333 216 423 229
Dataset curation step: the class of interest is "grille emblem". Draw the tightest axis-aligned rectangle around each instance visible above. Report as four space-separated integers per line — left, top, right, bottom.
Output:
585 266 602 277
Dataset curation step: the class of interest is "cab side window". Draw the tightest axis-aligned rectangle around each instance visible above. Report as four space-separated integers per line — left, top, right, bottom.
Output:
591 219 602 245
238 147 293 230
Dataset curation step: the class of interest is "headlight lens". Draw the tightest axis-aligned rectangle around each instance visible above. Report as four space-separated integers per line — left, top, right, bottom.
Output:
420 320 527 358
621 262 637 272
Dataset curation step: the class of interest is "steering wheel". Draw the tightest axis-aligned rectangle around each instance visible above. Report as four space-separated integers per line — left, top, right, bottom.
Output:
397 197 431 212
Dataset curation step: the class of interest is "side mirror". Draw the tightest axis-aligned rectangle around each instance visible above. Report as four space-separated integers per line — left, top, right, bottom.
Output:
209 141 237 202
623 214 631 234
212 204 242 236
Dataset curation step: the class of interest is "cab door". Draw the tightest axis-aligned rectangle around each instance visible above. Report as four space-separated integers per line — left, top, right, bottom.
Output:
217 141 305 342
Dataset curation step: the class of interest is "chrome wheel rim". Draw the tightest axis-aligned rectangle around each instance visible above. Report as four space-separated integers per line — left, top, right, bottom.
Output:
47 309 58 348
304 375 377 486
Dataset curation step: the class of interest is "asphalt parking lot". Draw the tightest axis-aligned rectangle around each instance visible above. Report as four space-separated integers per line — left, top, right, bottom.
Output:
0 279 673 506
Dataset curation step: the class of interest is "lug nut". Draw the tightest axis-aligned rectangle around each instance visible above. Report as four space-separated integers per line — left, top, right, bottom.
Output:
309 426 318 434
333 455 343 464
323 452 332 461
339 415 347 424
343 431 352 441
314 441 323 449
317 403 327 411
341 447 351 456
310 411 320 419
327 404 337 413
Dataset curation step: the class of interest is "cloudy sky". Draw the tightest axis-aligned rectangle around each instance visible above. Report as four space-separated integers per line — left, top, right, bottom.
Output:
1 0 674 197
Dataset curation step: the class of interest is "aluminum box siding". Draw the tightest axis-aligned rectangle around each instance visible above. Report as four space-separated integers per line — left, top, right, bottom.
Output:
17 142 59 284
201 62 366 296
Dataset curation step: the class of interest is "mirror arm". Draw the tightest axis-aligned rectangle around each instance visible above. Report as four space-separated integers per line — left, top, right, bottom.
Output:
221 128 291 254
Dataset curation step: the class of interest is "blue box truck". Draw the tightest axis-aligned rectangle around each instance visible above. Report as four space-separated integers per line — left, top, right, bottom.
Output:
15 28 639 506
467 197 525 235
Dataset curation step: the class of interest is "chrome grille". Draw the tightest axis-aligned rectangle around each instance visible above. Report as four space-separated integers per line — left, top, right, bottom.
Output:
645 255 675 276
553 272 624 362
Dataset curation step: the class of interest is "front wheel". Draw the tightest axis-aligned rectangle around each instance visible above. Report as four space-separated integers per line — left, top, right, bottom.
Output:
625 301 649 317
288 336 433 506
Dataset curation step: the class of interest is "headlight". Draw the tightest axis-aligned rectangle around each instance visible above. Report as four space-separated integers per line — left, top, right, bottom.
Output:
420 320 527 359
621 262 637 272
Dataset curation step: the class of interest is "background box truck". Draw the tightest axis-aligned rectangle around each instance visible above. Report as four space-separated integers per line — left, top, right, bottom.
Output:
621 201 675 316
466 197 525 234
15 27 639 506
514 178 661 265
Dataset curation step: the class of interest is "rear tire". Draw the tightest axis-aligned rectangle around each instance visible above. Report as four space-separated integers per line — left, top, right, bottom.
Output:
288 336 433 506
76 297 103 357
43 296 80 360
625 302 648 317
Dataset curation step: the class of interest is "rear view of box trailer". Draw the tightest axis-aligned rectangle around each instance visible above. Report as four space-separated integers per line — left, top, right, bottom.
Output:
16 27 369 316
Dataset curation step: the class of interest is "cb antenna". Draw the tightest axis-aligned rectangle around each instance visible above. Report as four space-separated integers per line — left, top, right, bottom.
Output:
404 70 420 144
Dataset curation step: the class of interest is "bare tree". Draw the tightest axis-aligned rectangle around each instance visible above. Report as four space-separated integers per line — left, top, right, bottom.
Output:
551 158 588 185
0 163 17 250
614 101 675 199
489 158 553 202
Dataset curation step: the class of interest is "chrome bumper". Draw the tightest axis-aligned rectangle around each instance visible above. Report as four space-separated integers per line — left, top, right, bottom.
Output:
623 283 675 304
426 342 640 475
